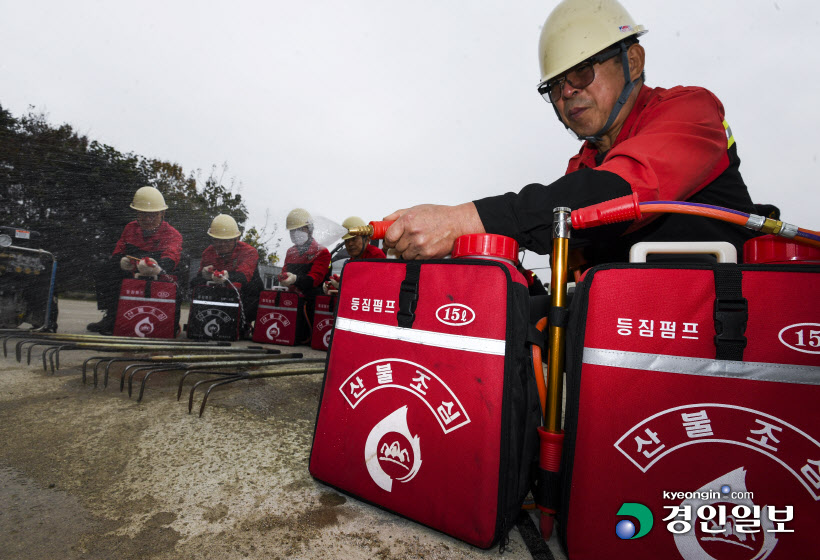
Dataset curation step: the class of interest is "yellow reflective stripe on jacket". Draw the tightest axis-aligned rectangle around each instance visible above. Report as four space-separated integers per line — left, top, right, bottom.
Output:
723 119 735 149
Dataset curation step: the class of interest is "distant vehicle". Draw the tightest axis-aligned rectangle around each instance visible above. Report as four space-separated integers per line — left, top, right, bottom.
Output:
0 226 58 331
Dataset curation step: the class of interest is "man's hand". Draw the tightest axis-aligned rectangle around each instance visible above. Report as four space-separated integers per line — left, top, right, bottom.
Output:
137 257 161 277
280 272 297 287
323 274 340 294
383 202 485 259
120 256 136 272
201 265 215 280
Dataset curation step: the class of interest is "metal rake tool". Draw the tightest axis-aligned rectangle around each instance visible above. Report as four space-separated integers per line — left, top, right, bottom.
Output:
181 359 326 417
83 349 278 387
131 354 308 402
188 358 325 417
29 340 275 374
2 331 229 360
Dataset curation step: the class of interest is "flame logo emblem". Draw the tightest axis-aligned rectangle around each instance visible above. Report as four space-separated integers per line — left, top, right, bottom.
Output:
204 318 221 336
134 316 155 337
380 441 410 467
266 321 280 339
364 406 422 492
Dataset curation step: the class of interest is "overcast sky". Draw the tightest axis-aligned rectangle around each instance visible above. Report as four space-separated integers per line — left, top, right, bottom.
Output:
3 0 819 268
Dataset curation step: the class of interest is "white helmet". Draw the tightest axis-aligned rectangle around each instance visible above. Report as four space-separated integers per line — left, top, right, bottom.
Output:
208 214 241 239
286 208 313 231
538 0 646 85
130 186 168 212
342 216 367 240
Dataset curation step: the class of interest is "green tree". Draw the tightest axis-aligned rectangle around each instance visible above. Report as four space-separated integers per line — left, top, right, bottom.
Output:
0 103 251 294
1 105 146 291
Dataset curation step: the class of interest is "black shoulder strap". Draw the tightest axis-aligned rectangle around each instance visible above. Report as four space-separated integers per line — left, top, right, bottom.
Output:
713 264 747 361
515 510 555 560
397 262 421 329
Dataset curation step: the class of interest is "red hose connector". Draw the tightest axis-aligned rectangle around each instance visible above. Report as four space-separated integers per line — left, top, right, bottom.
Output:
538 428 565 473
368 220 393 240
570 193 641 230
537 427 565 540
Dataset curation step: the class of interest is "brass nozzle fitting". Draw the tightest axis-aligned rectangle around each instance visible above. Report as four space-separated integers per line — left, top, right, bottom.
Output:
347 225 374 237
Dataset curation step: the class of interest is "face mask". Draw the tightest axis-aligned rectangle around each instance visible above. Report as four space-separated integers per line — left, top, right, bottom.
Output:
291 230 309 246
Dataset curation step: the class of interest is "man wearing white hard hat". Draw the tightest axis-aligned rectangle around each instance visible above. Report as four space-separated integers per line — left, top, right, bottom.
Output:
279 208 331 295
383 0 758 266
323 216 386 293
87 186 183 335
191 214 263 335
341 216 386 261
278 208 332 343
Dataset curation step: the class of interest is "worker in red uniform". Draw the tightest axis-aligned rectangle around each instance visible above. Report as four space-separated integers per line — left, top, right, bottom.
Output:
324 216 387 293
279 208 331 296
191 214 263 335
87 186 183 335
279 208 332 343
342 216 386 261
382 0 759 267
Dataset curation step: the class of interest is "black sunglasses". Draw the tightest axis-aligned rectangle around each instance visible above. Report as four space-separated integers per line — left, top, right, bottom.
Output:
537 46 623 104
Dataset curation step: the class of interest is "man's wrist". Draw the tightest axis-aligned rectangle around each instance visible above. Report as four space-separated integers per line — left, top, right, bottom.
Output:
453 202 485 237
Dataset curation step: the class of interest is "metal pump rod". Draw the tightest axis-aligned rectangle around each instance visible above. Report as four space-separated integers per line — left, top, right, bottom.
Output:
545 207 571 433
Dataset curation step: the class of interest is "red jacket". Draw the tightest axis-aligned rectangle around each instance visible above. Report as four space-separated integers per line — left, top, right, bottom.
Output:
112 221 183 272
198 241 259 288
567 85 735 232
474 85 757 265
350 244 386 260
283 239 331 292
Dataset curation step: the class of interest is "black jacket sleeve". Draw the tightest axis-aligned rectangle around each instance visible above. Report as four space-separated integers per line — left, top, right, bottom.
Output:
158 258 177 274
473 168 633 254
294 274 315 293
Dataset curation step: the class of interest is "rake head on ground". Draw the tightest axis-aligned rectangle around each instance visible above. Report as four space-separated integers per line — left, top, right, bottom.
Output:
181 359 326 416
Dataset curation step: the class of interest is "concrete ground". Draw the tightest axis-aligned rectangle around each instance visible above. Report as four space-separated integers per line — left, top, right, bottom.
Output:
0 299 566 560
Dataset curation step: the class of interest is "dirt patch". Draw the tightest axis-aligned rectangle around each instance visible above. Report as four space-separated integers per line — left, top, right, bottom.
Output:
202 503 229 523
0 467 96 560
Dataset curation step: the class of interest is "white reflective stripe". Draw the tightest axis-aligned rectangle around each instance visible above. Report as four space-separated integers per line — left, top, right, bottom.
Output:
583 347 820 385
258 305 293 311
119 296 175 304
335 317 506 356
192 300 238 308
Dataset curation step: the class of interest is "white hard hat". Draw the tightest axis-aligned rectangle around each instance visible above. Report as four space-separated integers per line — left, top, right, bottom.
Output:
130 186 168 212
208 214 241 239
342 216 367 240
538 0 647 84
286 208 313 230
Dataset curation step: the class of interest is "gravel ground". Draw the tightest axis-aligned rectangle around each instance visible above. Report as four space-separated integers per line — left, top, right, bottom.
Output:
0 299 565 560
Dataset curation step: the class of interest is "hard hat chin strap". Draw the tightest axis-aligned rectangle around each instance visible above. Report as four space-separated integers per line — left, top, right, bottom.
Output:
553 41 641 145
581 46 639 143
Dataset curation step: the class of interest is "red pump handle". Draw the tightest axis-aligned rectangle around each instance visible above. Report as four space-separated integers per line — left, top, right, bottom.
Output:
368 220 394 240
570 193 641 229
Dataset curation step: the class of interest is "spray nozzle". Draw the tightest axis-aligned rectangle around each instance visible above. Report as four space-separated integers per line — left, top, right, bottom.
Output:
346 221 394 240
